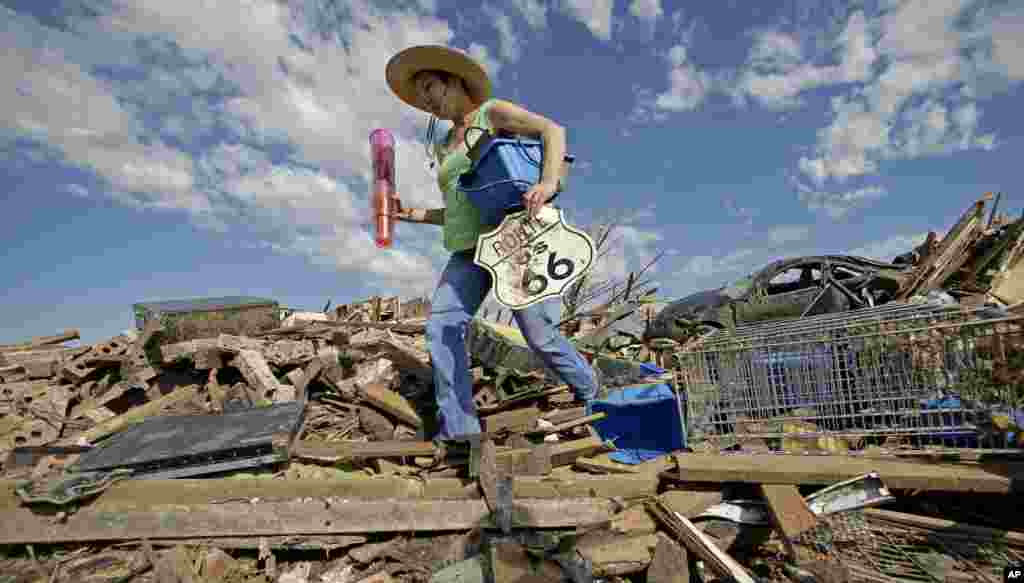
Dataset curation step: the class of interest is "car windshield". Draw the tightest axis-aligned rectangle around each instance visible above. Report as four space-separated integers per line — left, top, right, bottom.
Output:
722 274 754 299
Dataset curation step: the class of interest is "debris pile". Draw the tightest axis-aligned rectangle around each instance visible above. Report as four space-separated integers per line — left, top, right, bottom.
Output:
893 192 1024 307
2 193 1024 582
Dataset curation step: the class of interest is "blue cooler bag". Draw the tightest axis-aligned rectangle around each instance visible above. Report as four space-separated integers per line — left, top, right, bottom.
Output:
458 135 570 226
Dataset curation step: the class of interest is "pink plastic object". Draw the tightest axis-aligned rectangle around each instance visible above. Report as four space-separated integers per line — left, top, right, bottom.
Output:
370 129 398 248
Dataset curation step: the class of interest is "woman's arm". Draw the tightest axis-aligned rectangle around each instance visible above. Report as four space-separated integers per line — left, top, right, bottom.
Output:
486 100 567 216
395 207 445 226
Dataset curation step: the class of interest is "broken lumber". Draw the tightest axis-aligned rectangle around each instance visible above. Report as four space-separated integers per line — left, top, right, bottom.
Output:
647 533 690 583
292 356 323 404
574 453 675 475
216 334 265 353
160 338 218 363
549 435 606 466
659 489 724 518
0 329 80 351
233 350 292 402
3 346 79 366
481 405 540 433
493 435 605 472
541 406 585 425
666 453 1022 494
489 542 562 583
136 534 368 551
358 382 421 428
576 532 656 576
72 384 200 445
760 484 818 562
646 499 756 583
863 508 1024 547
530 412 606 435
0 497 616 543
290 439 437 462
0 473 658 508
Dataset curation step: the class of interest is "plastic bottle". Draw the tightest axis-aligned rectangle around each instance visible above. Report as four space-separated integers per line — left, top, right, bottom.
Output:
370 129 398 248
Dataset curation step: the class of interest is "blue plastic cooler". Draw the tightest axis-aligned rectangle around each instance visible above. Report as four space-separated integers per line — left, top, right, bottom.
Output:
458 137 545 226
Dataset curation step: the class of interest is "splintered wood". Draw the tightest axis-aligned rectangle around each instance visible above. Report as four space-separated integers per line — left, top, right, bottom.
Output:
646 499 756 583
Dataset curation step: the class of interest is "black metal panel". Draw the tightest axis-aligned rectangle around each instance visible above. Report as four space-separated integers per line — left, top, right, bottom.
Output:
74 402 304 478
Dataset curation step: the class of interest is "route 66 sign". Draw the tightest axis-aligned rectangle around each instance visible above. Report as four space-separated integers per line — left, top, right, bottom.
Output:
474 206 596 310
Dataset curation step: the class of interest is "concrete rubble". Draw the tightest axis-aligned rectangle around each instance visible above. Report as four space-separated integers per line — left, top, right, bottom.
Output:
2 196 1024 583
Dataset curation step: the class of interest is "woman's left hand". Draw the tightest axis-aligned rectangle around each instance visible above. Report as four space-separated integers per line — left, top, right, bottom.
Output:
523 181 557 218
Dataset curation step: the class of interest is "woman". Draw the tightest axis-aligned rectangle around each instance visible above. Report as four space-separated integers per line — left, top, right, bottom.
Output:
385 45 598 442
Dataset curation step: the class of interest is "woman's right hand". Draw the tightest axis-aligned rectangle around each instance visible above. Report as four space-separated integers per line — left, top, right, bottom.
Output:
393 207 420 222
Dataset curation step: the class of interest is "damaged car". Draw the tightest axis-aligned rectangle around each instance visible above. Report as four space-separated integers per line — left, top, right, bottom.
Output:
645 255 912 343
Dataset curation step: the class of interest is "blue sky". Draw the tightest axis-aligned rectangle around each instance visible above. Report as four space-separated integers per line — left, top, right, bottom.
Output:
2 0 1022 344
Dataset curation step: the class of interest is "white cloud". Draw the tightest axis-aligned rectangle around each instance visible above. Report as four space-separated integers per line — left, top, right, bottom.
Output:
794 1 1017 193
3 27 200 210
653 44 710 111
468 42 502 78
511 0 548 30
748 30 803 71
558 0 615 41
985 9 1024 81
848 232 929 262
767 225 811 245
2 1 462 295
797 185 887 219
629 0 663 25
63 184 89 198
798 96 890 185
731 12 877 110
484 4 522 62
679 248 756 279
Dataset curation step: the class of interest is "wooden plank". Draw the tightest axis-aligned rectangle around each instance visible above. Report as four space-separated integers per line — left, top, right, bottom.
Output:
659 489 723 518
137 534 367 551
71 384 200 445
647 533 690 583
542 406 585 425
667 453 1020 494
0 497 616 544
0 473 658 513
575 453 675 475
759 484 818 562
576 532 657 576
489 542 562 583
480 405 539 433
2 347 79 366
549 435 606 466
290 439 437 462
364 338 432 383
863 508 1024 547
506 474 659 499
523 443 552 476
531 412 606 435
358 382 422 428
609 504 657 535
897 199 986 299
0 330 80 352
646 499 756 583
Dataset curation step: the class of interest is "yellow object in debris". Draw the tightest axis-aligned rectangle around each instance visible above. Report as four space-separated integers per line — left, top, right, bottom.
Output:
480 320 528 346
779 421 851 453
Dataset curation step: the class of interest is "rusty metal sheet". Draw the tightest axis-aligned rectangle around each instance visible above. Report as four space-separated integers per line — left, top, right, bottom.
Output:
475 207 595 310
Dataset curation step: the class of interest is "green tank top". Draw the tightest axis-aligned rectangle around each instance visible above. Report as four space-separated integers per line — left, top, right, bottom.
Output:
435 98 498 252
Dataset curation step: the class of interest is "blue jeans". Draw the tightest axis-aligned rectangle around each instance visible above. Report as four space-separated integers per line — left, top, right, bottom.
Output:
426 250 598 440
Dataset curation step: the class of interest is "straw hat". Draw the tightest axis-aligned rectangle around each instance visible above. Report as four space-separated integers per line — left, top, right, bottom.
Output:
386 45 491 113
